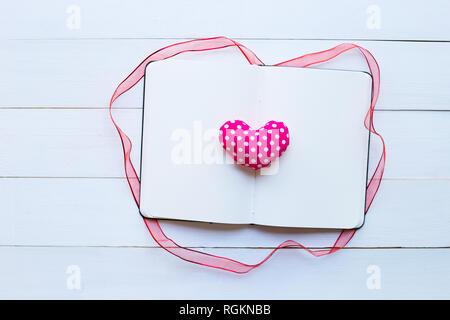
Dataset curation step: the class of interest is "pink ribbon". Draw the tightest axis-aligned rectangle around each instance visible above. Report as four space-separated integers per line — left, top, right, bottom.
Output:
109 37 385 273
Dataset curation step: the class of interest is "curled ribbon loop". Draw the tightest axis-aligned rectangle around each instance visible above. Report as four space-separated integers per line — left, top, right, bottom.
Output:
109 37 385 273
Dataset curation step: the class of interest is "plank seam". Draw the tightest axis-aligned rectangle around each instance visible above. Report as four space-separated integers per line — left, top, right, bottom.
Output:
7 37 450 43
0 245 448 249
1 107 450 111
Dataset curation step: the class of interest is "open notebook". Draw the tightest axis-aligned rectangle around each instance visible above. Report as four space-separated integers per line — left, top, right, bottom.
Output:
139 59 372 229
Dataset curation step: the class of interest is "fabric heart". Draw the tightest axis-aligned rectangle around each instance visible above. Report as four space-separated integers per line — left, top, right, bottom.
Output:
219 120 290 170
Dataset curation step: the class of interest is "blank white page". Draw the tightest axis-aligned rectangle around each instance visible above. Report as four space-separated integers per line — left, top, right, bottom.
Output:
139 60 257 224
253 66 371 229
139 59 371 229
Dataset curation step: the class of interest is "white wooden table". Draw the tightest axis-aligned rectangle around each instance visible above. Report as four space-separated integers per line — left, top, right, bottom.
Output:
0 1 449 299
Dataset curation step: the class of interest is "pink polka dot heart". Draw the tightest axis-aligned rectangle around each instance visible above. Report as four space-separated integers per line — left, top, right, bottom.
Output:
219 120 290 170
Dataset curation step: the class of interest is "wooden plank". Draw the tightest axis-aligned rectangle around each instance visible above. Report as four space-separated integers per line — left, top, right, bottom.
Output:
0 109 142 178
2 1 450 41
1 109 449 179
1 39 449 110
0 246 448 299
0 178 449 248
